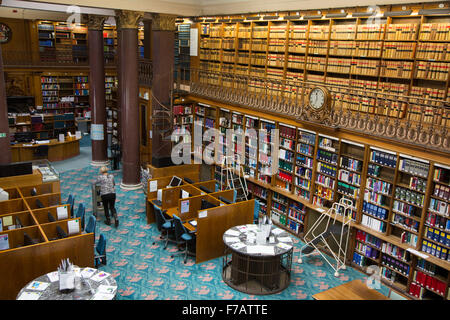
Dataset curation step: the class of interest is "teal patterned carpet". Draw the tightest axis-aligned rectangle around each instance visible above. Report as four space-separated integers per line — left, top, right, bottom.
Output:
60 165 389 300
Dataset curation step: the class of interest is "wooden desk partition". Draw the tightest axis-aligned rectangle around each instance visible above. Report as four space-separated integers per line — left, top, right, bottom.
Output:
196 199 254 263
147 163 201 179
209 189 234 203
0 180 94 300
193 180 217 193
177 194 222 222
0 169 43 188
11 138 81 162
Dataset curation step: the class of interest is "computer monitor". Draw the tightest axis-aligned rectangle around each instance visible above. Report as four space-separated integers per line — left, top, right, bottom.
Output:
168 176 182 188
218 196 232 205
0 162 32 178
201 199 216 210
199 186 212 194
14 132 33 143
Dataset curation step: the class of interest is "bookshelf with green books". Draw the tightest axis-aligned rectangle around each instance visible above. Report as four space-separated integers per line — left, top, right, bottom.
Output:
258 119 277 185
313 134 339 209
294 128 316 202
276 123 296 193
244 115 259 179
337 139 365 221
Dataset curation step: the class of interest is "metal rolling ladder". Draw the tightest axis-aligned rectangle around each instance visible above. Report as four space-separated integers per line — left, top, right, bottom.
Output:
221 155 249 202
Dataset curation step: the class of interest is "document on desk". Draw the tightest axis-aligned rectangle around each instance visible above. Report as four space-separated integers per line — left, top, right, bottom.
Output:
180 200 189 214
97 284 116 295
91 271 110 282
224 237 240 243
277 237 293 243
57 205 68 220
149 181 157 192
46 271 59 282
276 242 293 251
17 291 42 300
0 234 9 251
247 245 275 255
91 292 115 300
81 267 96 279
26 281 50 291
230 242 246 251
67 219 80 235
224 229 240 237
271 228 284 236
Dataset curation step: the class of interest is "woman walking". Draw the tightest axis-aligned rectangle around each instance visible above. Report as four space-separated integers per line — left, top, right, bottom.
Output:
96 166 119 227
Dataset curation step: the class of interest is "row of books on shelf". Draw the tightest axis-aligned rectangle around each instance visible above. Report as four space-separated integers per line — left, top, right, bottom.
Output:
381 255 410 276
395 187 425 207
421 240 449 262
361 214 387 233
426 211 450 232
392 213 420 233
424 226 450 247
399 158 429 178
363 201 389 220
410 270 447 297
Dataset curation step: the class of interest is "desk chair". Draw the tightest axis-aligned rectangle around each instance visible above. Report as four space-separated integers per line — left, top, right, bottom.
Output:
35 198 45 209
95 234 107 267
75 203 86 229
84 215 96 241
153 205 175 249
66 194 75 217
34 145 49 159
171 214 196 264
183 177 194 184
48 211 56 222
253 199 260 224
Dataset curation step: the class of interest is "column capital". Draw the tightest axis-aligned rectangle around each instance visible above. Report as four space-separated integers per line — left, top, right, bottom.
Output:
115 10 144 29
151 13 177 32
83 14 108 31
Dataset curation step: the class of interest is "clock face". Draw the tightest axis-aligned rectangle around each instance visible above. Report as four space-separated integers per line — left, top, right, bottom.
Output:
309 87 326 110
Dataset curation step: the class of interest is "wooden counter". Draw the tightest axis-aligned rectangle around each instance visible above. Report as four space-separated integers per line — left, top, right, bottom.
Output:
11 138 81 162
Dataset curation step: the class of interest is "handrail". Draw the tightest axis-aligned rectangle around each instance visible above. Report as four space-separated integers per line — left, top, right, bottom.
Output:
174 67 450 153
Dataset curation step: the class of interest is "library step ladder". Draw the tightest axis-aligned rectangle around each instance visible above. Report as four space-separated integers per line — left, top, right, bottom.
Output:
221 155 249 202
297 197 353 277
151 90 174 152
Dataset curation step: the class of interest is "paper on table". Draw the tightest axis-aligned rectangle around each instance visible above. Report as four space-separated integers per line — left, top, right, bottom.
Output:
149 181 157 193
271 228 284 235
97 285 117 294
26 281 50 291
90 271 110 282
224 229 240 237
276 242 292 250
182 190 189 199
81 267 96 279
91 292 115 300
47 271 59 282
198 210 207 218
67 219 80 235
247 245 275 255
230 242 246 250
157 189 162 202
277 237 293 243
17 291 41 300
246 224 258 231
225 237 240 243
236 225 248 232
57 206 68 220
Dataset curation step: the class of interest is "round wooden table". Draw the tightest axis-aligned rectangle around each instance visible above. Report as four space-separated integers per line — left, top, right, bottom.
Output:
222 224 293 295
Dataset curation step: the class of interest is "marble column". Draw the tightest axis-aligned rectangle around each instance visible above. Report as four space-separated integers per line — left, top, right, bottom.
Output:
0 46 11 164
86 14 109 167
115 10 144 190
151 13 176 167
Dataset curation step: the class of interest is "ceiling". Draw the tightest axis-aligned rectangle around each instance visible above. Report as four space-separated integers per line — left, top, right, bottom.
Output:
0 0 446 19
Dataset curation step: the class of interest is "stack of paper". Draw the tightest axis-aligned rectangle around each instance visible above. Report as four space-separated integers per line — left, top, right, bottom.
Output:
17 291 42 300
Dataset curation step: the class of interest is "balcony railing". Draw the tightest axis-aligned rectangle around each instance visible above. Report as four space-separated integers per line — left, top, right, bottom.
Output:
2 50 117 67
174 68 450 153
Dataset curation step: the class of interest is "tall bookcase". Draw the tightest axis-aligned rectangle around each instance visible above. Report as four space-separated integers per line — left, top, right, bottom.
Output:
192 8 450 122
181 100 450 299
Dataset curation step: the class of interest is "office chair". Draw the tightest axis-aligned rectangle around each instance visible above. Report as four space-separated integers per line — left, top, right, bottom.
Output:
66 194 75 217
34 145 49 159
253 199 260 224
95 234 107 268
84 215 96 241
153 205 175 249
48 211 56 222
56 225 68 239
171 214 196 264
35 198 45 209
75 203 86 229
30 187 37 196
23 232 37 246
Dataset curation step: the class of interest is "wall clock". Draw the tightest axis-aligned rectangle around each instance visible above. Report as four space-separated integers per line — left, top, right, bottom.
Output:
0 23 12 44
308 86 330 111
